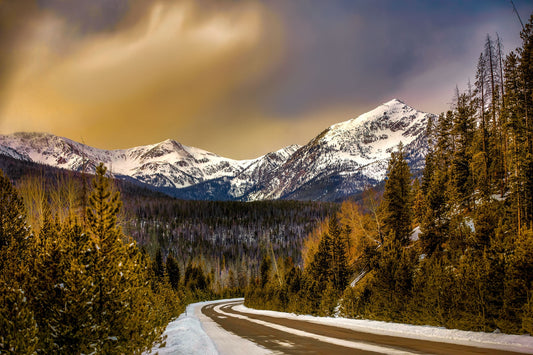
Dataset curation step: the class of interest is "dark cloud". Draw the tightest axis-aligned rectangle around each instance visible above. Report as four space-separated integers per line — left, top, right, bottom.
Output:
257 0 532 117
0 0 38 97
0 0 532 158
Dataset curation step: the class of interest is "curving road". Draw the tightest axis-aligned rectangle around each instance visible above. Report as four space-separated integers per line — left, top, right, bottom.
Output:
200 300 529 355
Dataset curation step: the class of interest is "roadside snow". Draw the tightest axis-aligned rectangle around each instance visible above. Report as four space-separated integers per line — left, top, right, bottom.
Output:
147 299 533 354
236 305 533 354
145 302 218 355
146 299 271 355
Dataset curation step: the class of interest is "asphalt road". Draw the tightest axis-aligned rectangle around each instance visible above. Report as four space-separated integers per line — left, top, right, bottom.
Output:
201 300 529 355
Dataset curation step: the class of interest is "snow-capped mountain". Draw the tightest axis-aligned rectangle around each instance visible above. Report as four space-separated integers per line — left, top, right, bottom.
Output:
0 132 251 189
246 99 432 201
0 99 435 201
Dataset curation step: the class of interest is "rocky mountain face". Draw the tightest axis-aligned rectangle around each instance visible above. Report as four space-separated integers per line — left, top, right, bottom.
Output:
0 99 434 201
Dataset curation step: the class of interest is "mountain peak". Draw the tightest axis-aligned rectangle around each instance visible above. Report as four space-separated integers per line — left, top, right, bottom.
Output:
157 138 184 151
383 98 406 106
324 99 419 139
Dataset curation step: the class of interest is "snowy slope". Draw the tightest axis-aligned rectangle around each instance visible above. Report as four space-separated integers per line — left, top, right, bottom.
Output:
0 132 252 189
0 99 434 201
0 144 31 162
247 99 434 201
229 144 301 199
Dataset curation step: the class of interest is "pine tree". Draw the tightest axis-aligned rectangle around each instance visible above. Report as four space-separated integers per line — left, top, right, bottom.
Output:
259 256 271 288
48 220 97 353
328 216 349 293
307 224 332 291
411 178 424 226
420 112 454 255
30 209 75 352
371 240 414 321
518 15 533 156
0 169 38 353
476 51 489 170
382 143 412 245
0 170 29 254
153 248 165 281
84 163 166 352
451 88 476 210
86 163 122 241
166 253 181 290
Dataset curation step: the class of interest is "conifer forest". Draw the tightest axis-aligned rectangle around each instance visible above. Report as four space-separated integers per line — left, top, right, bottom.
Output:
1 10 533 355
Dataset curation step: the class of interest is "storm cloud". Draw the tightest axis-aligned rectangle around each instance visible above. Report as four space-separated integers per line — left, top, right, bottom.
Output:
0 0 531 158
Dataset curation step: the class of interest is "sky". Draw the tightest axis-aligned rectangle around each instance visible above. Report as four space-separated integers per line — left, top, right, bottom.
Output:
0 0 531 159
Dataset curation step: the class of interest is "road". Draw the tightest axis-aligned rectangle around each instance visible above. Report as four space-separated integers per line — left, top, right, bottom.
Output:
200 300 529 355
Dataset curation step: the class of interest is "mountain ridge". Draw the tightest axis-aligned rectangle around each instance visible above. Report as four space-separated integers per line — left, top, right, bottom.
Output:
0 99 435 201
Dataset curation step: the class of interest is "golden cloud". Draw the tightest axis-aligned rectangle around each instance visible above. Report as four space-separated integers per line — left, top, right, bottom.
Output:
0 0 288 156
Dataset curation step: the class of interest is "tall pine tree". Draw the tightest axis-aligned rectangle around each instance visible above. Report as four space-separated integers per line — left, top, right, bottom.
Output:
382 143 412 246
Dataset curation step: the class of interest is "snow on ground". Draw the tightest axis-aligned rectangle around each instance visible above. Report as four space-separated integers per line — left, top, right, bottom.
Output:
410 226 421 242
350 270 367 287
236 305 533 354
147 298 533 354
145 301 218 355
146 299 270 355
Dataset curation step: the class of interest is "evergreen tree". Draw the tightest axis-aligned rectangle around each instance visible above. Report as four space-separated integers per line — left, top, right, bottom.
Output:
307 223 333 292
0 169 38 353
513 15 533 227
327 216 349 293
84 163 166 352
382 143 412 245
0 170 29 254
166 253 181 290
451 88 476 209
259 256 271 288
184 262 210 293
86 163 122 240
153 248 165 280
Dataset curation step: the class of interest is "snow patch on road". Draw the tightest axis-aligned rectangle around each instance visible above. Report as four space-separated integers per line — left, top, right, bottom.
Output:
236 304 533 354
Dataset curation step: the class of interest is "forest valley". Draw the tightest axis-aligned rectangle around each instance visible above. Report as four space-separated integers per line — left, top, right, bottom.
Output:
1 12 533 355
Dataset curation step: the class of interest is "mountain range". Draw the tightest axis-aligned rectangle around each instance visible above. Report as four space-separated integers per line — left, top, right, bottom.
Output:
0 99 435 201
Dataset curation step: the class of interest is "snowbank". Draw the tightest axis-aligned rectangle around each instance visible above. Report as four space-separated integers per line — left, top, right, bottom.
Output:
145 301 218 355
